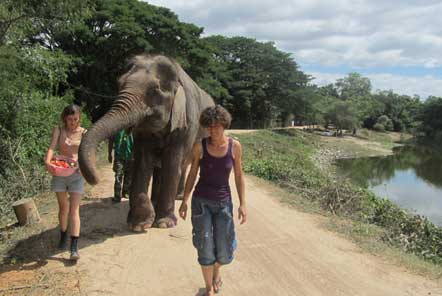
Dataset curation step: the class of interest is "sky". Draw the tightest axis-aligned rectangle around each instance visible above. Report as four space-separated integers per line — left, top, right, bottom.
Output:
146 0 442 99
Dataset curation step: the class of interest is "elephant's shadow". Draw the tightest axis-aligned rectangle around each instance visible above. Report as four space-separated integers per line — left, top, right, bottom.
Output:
3 197 133 268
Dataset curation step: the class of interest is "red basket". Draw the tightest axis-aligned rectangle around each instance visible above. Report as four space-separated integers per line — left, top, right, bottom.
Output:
48 155 78 177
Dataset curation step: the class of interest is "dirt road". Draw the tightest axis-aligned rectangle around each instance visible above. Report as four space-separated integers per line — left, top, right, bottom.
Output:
2 164 442 295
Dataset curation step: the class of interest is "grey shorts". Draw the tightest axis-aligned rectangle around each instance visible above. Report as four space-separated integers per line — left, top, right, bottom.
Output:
51 173 85 194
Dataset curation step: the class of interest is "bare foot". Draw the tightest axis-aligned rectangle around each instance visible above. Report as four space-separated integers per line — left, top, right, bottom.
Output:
205 288 215 296
213 277 223 293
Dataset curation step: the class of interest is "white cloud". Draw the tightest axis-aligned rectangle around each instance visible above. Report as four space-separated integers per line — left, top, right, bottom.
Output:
146 0 442 97
147 1 442 66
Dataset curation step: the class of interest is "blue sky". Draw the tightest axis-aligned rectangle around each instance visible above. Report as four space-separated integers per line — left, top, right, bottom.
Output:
146 0 442 99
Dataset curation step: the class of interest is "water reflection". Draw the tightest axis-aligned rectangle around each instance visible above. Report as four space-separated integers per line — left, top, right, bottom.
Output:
336 146 442 225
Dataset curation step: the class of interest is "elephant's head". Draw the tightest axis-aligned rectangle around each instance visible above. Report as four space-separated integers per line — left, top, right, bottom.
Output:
79 55 187 185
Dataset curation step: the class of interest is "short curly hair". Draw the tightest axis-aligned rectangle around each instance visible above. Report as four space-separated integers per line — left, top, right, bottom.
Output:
199 105 232 129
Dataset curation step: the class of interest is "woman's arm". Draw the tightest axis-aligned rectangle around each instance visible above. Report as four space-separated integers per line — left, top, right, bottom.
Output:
44 127 60 171
178 143 202 220
233 139 247 224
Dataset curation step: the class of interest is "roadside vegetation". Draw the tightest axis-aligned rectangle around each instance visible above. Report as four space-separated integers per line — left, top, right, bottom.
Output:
234 129 442 272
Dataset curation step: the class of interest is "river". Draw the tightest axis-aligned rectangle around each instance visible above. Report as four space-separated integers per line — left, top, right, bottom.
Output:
336 145 442 226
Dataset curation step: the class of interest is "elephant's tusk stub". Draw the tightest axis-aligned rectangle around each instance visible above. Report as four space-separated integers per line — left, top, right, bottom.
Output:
145 107 154 116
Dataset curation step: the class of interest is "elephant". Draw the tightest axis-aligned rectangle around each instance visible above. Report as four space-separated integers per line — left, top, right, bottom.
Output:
78 55 214 231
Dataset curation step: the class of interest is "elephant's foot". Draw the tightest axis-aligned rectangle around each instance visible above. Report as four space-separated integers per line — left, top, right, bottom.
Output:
153 215 177 229
127 213 155 232
127 193 155 233
128 222 152 233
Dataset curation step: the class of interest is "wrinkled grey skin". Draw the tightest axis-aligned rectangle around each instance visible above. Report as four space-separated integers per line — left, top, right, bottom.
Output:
79 55 214 230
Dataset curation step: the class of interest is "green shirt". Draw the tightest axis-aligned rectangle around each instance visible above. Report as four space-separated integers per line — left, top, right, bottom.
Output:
114 130 133 160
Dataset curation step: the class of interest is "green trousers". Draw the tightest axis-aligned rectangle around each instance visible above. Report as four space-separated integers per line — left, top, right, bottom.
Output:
113 158 133 199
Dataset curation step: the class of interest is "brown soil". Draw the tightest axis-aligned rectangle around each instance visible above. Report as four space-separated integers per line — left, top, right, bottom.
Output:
1 164 441 296
320 135 394 157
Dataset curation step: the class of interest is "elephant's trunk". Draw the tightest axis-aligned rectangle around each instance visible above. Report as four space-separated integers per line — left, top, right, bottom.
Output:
79 94 149 185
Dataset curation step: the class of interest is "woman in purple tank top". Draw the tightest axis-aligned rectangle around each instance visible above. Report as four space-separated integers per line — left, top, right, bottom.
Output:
179 105 246 296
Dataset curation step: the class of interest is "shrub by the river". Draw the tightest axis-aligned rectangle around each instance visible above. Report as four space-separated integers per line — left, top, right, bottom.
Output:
235 129 442 264
373 123 386 132
376 115 394 131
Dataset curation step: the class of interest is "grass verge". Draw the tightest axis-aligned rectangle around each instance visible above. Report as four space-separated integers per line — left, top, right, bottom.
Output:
232 129 442 278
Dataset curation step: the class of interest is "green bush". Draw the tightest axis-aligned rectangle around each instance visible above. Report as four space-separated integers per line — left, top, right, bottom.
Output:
373 123 386 132
377 115 394 131
0 91 84 225
0 45 91 226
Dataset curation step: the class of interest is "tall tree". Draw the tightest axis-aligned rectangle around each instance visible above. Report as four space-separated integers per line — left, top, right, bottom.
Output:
26 0 212 120
0 0 90 46
419 96 442 142
334 73 388 133
324 101 359 136
372 90 421 131
336 72 371 100
205 36 309 128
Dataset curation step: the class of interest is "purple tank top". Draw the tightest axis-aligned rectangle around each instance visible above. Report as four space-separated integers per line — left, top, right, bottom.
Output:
193 137 234 201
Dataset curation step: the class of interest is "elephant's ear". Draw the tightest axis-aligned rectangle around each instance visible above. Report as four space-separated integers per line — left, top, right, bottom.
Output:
170 85 187 131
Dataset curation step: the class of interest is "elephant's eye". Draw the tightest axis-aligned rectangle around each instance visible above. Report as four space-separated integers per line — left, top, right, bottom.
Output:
146 87 163 105
146 86 159 96
147 87 156 94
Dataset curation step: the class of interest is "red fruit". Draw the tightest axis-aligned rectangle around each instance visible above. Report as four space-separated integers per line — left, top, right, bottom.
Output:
51 157 75 170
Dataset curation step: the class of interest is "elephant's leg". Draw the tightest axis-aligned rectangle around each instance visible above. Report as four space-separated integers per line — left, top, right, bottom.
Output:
127 148 155 232
151 166 161 212
154 150 183 228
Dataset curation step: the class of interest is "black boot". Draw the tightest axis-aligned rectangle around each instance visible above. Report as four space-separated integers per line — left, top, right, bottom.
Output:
70 236 80 261
112 196 121 203
57 230 68 250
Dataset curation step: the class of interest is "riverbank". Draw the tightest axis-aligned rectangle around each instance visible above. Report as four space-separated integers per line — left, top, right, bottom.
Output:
233 129 442 278
313 129 408 170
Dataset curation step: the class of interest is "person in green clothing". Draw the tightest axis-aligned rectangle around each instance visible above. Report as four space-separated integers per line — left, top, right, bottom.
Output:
108 129 134 203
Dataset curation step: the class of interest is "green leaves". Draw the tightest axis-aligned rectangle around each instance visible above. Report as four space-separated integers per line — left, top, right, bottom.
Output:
204 36 309 128
311 74 422 134
324 100 359 133
23 0 212 117
419 96 442 142
0 44 86 224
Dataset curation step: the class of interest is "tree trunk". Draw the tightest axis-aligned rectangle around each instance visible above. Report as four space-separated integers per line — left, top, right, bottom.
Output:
12 198 40 226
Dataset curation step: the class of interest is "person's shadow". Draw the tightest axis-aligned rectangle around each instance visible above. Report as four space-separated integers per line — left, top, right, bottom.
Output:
195 288 207 296
2 197 134 270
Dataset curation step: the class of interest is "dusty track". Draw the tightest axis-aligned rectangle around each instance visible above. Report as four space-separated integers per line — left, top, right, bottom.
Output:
2 164 442 295
73 165 442 295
